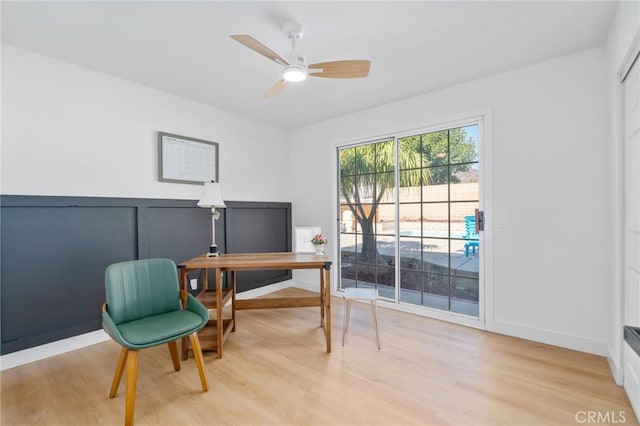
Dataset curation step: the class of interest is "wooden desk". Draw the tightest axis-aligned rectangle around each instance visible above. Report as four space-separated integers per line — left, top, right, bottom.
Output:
178 252 332 359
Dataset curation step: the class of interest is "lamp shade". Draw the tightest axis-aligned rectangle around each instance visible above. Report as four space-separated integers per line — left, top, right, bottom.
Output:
197 182 226 208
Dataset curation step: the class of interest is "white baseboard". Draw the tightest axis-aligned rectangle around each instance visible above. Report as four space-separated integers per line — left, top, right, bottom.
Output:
0 280 296 371
0 330 110 371
291 278 321 293
235 280 293 299
2 282 613 374
488 319 609 357
609 352 624 386
296 279 612 359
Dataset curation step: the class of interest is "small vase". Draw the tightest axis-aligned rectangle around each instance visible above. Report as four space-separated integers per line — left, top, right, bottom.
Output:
314 244 325 255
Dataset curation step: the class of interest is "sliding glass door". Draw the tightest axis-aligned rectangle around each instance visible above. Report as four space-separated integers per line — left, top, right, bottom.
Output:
338 122 481 317
338 139 397 299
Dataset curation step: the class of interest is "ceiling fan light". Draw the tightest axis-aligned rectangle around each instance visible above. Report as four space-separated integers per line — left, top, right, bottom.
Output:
282 65 307 82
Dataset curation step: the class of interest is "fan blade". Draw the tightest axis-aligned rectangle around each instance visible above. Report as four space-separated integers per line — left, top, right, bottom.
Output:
264 80 289 98
230 34 290 66
308 60 370 78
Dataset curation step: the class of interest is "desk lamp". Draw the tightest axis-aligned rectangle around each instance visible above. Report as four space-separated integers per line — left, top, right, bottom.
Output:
197 181 226 256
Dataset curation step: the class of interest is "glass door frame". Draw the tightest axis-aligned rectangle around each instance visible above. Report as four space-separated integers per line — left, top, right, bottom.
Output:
335 112 491 329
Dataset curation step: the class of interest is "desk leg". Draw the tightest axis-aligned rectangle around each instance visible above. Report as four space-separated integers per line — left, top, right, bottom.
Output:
216 268 223 359
201 268 209 291
325 266 331 353
319 269 325 326
179 269 189 301
231 271 236 332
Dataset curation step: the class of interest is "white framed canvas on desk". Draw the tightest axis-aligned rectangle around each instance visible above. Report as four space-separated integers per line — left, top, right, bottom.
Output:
294 227 321 253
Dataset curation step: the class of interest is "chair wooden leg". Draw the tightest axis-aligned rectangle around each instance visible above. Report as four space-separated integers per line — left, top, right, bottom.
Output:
189 333 209 392
168 341 181 371
109 348 128 398
370 301 381 350
181 336 189 361
124 350 139 426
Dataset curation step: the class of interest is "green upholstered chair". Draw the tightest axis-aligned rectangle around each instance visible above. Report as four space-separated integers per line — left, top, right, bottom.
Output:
102 258 209 426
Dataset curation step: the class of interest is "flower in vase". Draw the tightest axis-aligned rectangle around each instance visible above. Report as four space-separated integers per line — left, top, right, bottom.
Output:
311 234 327 245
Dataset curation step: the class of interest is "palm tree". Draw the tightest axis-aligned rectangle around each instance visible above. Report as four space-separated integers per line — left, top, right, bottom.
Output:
339 139 423 265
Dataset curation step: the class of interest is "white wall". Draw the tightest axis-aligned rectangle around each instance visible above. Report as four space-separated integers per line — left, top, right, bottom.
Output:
290 47 611 356
1 44 291 202
605 0 640 384
1 13 630 369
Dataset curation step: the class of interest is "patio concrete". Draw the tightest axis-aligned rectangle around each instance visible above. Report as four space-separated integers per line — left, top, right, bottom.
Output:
339 235 480 317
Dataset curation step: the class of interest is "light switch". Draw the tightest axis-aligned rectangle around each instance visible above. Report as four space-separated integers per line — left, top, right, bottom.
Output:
496 215 508 229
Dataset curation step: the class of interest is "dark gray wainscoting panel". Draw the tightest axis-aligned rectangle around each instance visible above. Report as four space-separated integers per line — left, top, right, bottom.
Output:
1 196 292 355
1 203 138 354
142 205 215 261
225 202 292 293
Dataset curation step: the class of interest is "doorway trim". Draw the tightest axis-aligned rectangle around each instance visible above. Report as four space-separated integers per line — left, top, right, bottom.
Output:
334 108 493 330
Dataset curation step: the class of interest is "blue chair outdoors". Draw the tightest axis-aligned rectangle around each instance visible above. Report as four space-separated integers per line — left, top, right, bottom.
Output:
102 258 209 426
463 215 480 257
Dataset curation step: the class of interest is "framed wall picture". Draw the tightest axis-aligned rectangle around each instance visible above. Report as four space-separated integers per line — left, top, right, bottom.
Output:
158 132 219 184
294 226 321 253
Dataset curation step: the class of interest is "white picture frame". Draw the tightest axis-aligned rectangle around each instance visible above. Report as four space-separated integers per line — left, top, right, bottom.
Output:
294 226 321 253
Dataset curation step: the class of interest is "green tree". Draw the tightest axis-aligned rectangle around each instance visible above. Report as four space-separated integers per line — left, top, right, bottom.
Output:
400 128 476 184
339 140 423 265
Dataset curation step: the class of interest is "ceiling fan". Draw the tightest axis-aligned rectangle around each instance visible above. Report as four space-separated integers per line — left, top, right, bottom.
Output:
230 22 371 97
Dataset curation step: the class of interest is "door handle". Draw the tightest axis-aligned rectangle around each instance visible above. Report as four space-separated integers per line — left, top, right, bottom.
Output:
475 209 484 232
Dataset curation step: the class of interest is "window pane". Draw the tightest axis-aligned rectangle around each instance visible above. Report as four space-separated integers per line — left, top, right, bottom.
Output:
399 236 423 270
339 147 356 176
355 174 376 200
422 273 450 308
423 167 448 201
450 125 478 165
340 232 360 261
352 203 374 234
451 276 479 316
376 202 395 236
453 259 479 279
377 171 395 202
450 167 479 201
450 202 479 240
421 130 449 167
399 268 421 301
423 242 451 277
339 175 356 201
375 140 395 173
398 170 423 200
377 235 395 258
340 204 356 233
399 136 420 170
400 272 450 308
355 144 378 175
376 265 395 289
422 202 449 237
399 203 421 231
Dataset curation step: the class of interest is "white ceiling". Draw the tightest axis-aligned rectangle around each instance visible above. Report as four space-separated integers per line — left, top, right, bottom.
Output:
1 1 618 129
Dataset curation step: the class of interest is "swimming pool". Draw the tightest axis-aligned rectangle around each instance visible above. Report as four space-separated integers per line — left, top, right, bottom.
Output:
399 230 467 239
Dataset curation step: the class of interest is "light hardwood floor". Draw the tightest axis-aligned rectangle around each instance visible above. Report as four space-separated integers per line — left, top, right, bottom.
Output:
1 288 636 425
